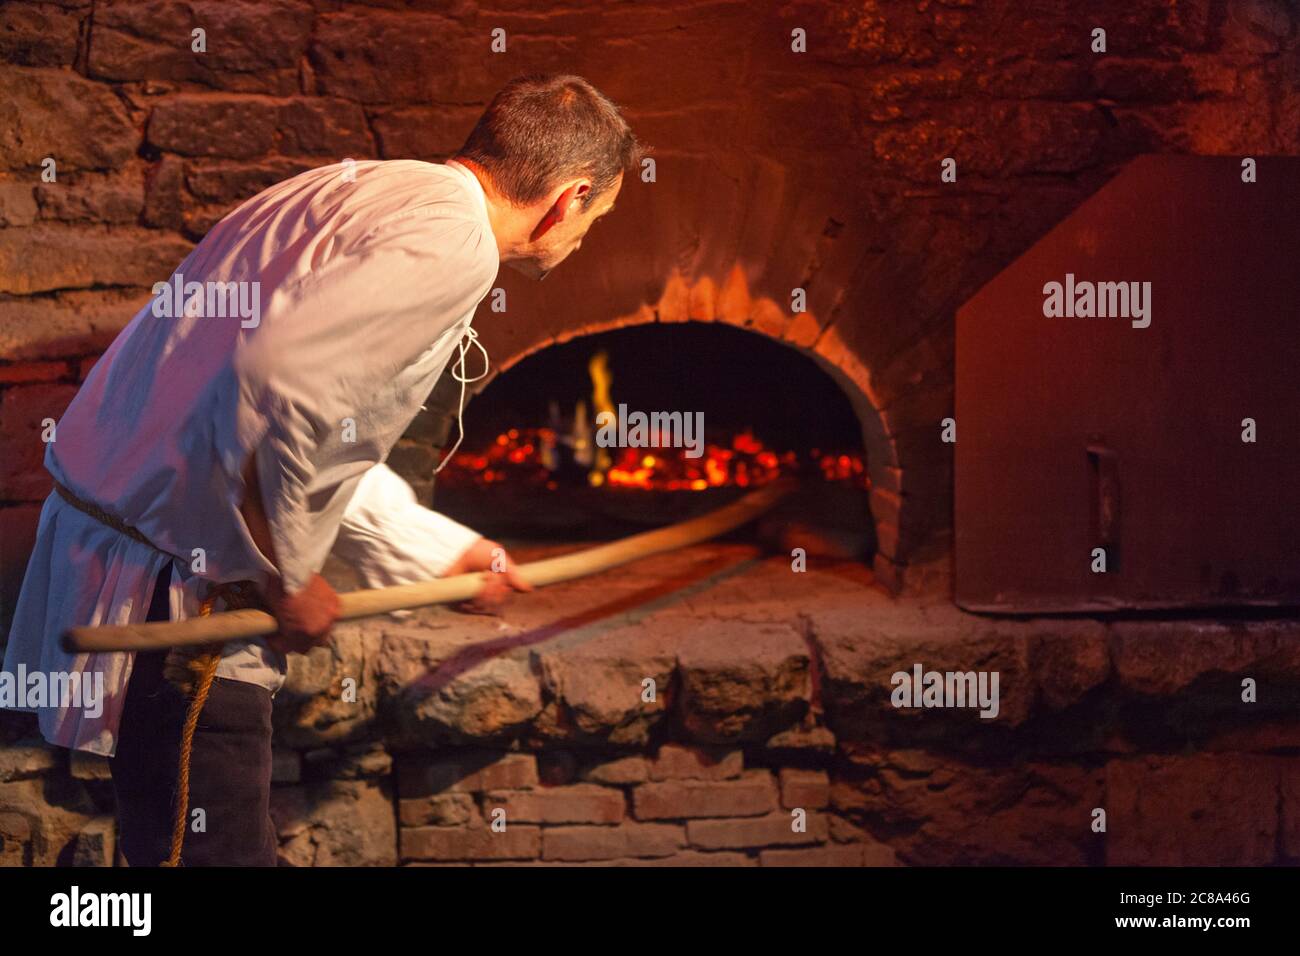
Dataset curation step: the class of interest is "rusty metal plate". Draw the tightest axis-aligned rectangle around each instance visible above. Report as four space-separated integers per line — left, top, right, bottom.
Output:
956 155 1300 612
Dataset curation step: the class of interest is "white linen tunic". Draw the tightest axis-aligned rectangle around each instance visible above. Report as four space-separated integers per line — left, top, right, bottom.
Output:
1 159 498 756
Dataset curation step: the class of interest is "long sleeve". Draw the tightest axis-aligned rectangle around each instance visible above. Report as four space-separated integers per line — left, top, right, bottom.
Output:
333 462 483 588
245 383 318 592
231 212 498 593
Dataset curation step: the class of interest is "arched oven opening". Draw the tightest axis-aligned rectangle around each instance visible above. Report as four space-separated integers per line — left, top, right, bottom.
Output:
425 322 878 568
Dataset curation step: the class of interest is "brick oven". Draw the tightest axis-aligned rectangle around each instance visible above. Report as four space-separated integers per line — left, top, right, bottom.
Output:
2 0 1300 870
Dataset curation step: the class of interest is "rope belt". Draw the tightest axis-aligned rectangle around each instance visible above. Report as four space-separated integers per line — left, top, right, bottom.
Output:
52 480 162 552
52 479 259 867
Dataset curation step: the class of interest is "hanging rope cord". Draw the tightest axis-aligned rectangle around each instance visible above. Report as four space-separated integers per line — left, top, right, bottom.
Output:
159 581 259 867
432 324 490 476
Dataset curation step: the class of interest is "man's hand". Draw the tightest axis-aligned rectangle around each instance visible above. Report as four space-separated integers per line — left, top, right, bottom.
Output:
263 572 339 654
442 538 533 614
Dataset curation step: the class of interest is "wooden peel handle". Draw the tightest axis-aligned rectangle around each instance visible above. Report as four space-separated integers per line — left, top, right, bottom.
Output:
63 479 795 654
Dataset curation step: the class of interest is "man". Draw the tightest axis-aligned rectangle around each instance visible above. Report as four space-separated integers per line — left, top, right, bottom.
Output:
1 73 644 865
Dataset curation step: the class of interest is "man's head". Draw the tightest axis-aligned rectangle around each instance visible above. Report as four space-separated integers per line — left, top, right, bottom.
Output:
452 74 648 280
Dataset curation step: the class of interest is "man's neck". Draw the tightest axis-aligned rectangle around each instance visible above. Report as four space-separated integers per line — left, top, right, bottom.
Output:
449 156 525 263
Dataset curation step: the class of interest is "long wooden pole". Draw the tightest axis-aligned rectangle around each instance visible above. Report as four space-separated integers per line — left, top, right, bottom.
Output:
63 478 795 654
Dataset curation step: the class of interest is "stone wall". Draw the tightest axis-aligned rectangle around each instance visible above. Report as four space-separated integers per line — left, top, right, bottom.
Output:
4 550 1298 867
4 0 1300 615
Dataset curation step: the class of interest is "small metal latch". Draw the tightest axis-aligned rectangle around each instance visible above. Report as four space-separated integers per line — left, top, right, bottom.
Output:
1086 441 1120 551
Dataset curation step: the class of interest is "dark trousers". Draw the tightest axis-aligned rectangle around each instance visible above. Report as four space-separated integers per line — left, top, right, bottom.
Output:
108 567 278 866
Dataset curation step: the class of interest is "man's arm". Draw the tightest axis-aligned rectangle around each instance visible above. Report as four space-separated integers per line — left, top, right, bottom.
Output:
239 449 339 654
333 462 531 614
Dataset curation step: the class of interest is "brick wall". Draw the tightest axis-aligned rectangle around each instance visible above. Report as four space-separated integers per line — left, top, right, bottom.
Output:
394 747 893 867
4 0 1300 617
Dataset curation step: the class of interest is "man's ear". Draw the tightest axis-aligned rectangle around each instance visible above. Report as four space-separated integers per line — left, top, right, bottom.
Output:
559 181 587 215
530 181 587 241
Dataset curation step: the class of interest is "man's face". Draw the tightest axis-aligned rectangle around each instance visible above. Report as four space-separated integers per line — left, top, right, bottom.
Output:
511 172 623 280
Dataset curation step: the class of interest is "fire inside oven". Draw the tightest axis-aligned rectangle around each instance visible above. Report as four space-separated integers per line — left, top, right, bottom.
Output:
428 323 876 558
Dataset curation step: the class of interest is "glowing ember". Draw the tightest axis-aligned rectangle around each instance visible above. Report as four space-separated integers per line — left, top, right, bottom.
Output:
436 426 869 492
437 349 868 493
